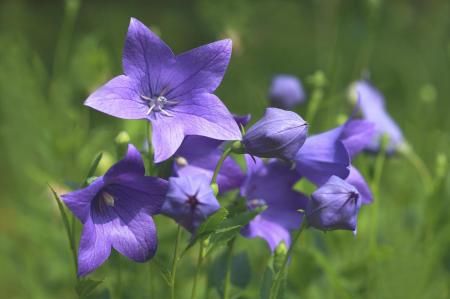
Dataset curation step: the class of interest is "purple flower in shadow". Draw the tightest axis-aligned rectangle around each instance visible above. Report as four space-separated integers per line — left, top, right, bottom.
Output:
269 75 305 109
84 18 241 162
354 80 405 153
306 176 361 232
161 174 220 233
241 156 308 251
61 145 168 277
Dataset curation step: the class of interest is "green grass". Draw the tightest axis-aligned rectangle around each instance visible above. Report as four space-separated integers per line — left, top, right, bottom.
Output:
0 0 449 298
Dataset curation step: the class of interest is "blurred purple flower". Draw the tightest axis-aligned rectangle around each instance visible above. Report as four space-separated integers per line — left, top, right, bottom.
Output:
162 174 220 233
354 80 405 153
61 145 168 277
306 175 361 232
269 75 305 109
243 108 308 160
241 156 308 251
84 18 241 162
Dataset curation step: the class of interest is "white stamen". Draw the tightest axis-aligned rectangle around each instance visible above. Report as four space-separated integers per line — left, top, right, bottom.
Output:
146 104 155 115
175 156 188 167
160 108 174 117
141 95 152 101
102 192 115 207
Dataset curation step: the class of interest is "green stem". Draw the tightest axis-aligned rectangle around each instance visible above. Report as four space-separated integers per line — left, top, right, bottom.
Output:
400 146 433 193
146 121 154 176
305 88 323 123
170 225 182 299
191 242 205 299
211 147 232 185
269 220 307 299
223 238 235 299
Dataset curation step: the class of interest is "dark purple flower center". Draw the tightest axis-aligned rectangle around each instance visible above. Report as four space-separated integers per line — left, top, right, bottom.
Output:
140 93 178 117
348 191 359 202
93 191 116 213
186 195 199 208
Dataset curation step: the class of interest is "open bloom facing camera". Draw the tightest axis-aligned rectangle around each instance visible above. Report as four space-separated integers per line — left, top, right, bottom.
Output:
61 145 168 276
161 175 220 233
242 108 308 160
84 18 241 162
306 176 361 232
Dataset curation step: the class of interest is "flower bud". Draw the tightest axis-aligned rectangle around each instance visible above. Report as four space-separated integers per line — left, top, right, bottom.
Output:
306 176 361 232
269 75 305 109
242 108 308 160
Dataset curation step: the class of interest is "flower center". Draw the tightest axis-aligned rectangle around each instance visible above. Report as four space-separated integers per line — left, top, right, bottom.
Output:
102 192 115 207
186 195 199 207
140 94 178 117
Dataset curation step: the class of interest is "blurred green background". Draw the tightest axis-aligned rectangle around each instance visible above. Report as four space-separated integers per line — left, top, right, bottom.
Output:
0 0 449 298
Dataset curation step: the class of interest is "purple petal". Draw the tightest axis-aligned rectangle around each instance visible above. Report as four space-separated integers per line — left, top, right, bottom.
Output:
242 216 291 251
151 115 185 163
84 75 147 119
77 216 111 277
107 176 168 215
233 114 252 128
295 134 350 186
123 18 175 95
346 166 373 204
171 92 242 140
104 144 145 182
61 178 105 224
166 39 232 99
340 120 376 158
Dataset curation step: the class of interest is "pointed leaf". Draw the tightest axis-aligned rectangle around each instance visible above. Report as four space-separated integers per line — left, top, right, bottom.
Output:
76 278 103 298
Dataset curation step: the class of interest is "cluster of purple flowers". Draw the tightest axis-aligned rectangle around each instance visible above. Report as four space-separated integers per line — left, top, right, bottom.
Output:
61 18 399 277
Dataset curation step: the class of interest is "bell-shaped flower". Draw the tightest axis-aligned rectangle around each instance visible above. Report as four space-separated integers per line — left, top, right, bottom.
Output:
241 156 308 251
161 174 220 233
61 145 168 276
242 108 308 160
84 18 241 162
306 176 361 232
353 80 405 153
269 75 305 109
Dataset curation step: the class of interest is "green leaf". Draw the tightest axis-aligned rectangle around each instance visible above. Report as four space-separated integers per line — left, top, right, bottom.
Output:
182 208 228 255
152 258 172 286
81 152 103 187
260 266 274 299
76 278 103 298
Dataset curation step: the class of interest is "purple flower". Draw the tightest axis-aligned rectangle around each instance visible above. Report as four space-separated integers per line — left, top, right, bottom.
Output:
242 108 308 160
354 80 405 153
161 174 220 233
84 18 241 162
269 75 305 109
241 156 308 251
173 136 245 193
61 145 168 277
306 176 361 232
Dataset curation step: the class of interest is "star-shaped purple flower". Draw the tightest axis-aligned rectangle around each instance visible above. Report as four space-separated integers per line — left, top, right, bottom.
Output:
61 144 168 277
85 18 241 162
161 174 220 233
241 156 308 251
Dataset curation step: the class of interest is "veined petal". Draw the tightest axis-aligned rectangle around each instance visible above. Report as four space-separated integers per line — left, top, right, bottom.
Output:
104 144 145 182
340 120 376 158
151 115 185 163
107 176 168 215
166 39 232 99
77 216 111 277
84 75 147 119
123 18 175 97
172 92 242 141
61 178 105 224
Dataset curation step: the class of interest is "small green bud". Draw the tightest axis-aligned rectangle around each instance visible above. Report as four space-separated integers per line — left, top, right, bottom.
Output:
115 131 130 145
336 113 347 126
273 241 288 273
307 70 327 88
231 140 245 154
210 183 219 196
419 84 437 104
435 153 448 179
